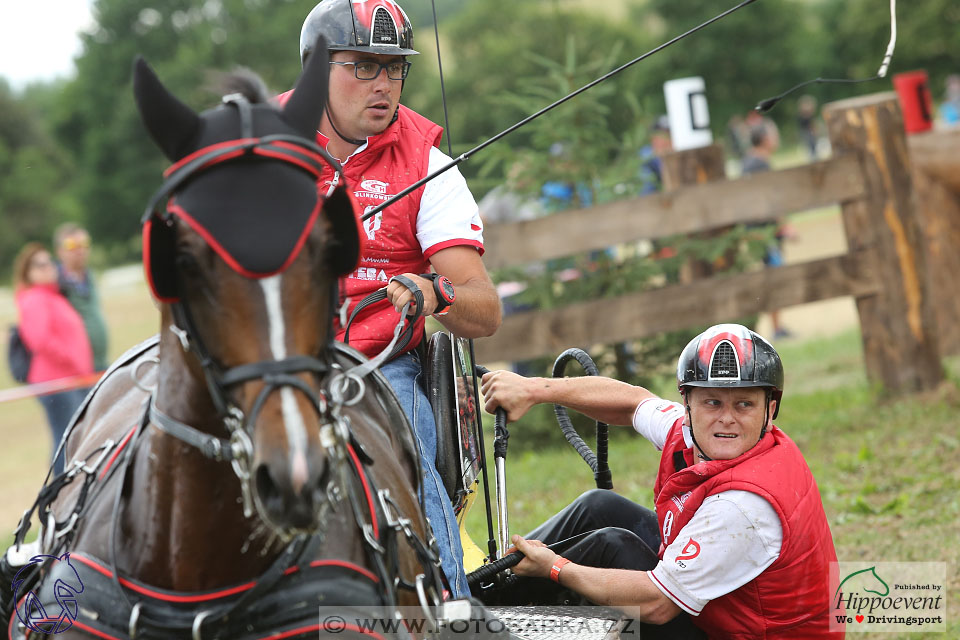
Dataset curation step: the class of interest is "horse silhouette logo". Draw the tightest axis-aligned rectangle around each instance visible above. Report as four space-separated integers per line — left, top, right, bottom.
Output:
13 553 84 634
835 565 890 599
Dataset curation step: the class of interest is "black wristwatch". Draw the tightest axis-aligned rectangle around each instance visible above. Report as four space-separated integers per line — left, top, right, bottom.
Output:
424 273 456 315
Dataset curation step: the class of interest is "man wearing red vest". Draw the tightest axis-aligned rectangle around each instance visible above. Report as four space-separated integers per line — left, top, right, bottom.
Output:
283 0 502 598
481 324 842 638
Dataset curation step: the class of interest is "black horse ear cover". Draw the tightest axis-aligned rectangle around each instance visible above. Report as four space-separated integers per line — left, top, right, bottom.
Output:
132 57 201 162
283 36 362 276
283 35 329 139
132 34 361 302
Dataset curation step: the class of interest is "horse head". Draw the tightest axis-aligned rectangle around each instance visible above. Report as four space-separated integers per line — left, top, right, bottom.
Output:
133 36 361 538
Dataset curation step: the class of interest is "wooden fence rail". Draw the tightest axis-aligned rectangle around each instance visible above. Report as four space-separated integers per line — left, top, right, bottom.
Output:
482 155 865 270
474 93 956 394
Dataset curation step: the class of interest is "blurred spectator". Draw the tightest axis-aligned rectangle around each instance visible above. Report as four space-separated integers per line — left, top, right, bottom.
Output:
13 243 94 474
742 122 796 340
742 120 779 174
55 223 109 372
726 114 749 160
796 95 821 160
638 115 673 195
940 74 960 126
539 142 593 214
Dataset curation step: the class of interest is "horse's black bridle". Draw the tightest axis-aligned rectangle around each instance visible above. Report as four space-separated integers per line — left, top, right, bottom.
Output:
139 95 354 528
56 94 449 637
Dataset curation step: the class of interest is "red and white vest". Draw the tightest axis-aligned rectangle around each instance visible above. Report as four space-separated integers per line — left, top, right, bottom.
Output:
274 95 454 357
654 423 843 638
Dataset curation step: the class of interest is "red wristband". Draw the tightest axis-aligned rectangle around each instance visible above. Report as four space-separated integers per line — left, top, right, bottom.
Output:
550 556 571 583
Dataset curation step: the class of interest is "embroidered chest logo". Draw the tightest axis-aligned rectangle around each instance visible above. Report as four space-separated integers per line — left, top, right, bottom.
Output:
362 206 383 241
670 490 693 513
356 179 393 202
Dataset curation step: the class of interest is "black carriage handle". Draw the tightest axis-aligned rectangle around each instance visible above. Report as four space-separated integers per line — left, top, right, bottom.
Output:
466 530 596 587
467 550 523 587
474 365 509 462
474 364 508 563
552 349 613 490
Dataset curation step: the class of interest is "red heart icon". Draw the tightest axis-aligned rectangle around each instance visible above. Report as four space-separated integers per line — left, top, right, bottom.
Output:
856 615 865 623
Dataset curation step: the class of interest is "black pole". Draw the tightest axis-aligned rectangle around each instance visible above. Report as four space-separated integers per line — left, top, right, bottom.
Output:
431 0 498 562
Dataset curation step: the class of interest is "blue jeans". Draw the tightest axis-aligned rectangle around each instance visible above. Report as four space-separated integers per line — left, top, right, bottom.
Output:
37 388 88 475
380 352 468 598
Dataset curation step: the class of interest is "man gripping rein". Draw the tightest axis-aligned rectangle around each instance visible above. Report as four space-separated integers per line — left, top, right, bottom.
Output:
279 0 501 599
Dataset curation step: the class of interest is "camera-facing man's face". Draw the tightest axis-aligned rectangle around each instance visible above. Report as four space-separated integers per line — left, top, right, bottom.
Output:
686 386 774 460
324 51 404 143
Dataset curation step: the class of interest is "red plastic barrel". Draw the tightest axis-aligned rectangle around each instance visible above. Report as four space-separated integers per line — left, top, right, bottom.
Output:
892 70 933 134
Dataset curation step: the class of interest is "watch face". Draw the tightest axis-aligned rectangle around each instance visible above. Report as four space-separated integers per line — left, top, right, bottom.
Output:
439 276 456 303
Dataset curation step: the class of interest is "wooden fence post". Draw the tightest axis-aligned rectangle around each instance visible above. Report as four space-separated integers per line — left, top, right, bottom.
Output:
823 93 943 392
661 143 726 191
908 129 960 357
660 143 729 281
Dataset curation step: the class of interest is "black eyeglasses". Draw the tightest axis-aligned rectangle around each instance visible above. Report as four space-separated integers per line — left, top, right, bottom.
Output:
329 60 411 81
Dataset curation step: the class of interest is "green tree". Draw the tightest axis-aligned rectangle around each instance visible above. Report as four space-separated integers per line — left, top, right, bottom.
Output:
0 81 77 274
432 0 646 186
819 0 960 103
637 0 827 143
50 0 316 259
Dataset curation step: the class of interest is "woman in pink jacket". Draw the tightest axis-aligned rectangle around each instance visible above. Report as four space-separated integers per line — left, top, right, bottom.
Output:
13 243 94 474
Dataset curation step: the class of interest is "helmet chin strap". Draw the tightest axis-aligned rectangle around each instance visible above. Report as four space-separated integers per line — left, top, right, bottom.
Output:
684 395 713 462
325 101 401 148
684 389 772 463
325 100 367 147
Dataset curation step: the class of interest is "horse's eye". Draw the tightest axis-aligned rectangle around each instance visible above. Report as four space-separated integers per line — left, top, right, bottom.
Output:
175 251 202 276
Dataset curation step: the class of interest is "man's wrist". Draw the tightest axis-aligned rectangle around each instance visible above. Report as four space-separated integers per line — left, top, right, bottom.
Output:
530 377 552 406
550 556 572 583
423 273 455 316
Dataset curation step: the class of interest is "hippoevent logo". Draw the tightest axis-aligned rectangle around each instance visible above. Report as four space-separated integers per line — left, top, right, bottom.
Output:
830 562 946 633
12 553 84 635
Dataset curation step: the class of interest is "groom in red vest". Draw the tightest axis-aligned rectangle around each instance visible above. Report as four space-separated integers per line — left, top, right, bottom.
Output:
482 324 842 639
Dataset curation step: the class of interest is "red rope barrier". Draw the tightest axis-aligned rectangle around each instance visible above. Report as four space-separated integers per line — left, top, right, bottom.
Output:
0 372 105 404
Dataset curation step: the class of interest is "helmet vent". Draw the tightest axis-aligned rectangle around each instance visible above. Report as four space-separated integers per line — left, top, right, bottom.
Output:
371 7 399 46
709 341 740 379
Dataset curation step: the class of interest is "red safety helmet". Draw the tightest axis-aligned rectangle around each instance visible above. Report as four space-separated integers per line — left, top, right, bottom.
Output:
677 323 784 419
300 0 418 65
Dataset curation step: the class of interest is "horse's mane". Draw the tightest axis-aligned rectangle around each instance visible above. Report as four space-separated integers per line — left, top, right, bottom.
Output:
210 67 273 105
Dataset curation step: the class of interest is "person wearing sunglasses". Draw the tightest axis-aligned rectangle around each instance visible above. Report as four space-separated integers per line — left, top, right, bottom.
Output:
12 243 94 474
54 223 109 373
276 0 502 599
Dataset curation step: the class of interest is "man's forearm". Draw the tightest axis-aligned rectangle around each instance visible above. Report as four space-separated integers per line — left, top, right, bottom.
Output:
434 276 502 338
559 564 681 624
522 376 654 426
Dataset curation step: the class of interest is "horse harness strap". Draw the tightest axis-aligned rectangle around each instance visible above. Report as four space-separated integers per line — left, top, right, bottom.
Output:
148 402 237 463
141 390 445 633
90 402 415 640
28 552 390 640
